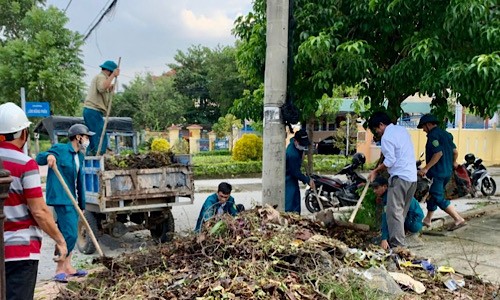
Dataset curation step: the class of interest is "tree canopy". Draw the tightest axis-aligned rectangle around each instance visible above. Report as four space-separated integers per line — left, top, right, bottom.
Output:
233 0 500 122
0 3 84 115
168 45 245 125
112 74 190 131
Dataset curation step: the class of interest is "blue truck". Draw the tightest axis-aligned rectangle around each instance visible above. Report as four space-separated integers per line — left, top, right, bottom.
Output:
34 116 194 254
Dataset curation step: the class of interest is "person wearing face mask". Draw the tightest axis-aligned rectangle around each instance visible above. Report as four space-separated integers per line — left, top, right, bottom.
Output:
285 129 315 214
36 123 94 282
0 102 68 299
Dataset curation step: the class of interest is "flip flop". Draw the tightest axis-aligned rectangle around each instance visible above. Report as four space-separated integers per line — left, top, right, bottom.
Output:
70 269 88 277
53 273 68 283
423 221 432 227
448 222 467 231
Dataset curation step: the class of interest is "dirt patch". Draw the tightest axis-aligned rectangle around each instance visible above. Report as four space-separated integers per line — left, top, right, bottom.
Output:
104 152 174 170
45 206 498 299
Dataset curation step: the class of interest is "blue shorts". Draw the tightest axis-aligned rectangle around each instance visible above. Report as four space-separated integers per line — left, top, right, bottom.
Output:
53 205 79 253
427 176 451 212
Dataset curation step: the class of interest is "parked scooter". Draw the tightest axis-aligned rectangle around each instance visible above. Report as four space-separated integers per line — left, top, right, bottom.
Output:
304 153 367 213
464 153 497 197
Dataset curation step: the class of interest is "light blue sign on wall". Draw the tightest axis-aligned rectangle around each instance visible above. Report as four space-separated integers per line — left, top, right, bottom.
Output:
26 102 50 117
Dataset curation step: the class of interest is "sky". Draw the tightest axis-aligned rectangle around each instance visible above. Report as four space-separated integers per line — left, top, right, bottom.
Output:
46 0 253 86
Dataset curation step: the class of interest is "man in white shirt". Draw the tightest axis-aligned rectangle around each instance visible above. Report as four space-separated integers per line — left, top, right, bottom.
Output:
368 111 417 248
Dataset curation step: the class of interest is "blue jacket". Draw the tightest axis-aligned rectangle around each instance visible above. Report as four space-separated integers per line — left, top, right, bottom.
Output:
425 127 456 179
36 142 86 210
380 192 424 240
195 193 238 232
285 138 309 185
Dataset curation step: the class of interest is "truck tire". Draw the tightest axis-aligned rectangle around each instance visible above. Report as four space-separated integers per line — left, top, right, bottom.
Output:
150 209 175 243
77 211 99 255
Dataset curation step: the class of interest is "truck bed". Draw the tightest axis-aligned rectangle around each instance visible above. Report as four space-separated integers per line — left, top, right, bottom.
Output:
83 156 194 213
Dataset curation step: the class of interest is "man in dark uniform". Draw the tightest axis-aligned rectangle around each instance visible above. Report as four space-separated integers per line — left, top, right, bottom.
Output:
285 129 315 214
417 114 466 231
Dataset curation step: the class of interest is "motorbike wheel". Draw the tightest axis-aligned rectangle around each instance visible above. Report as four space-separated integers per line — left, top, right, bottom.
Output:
304 190 321 213
481 178 497 196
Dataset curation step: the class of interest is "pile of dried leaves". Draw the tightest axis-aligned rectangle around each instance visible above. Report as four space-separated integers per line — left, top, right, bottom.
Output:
105 151 174 170
56 206 499 299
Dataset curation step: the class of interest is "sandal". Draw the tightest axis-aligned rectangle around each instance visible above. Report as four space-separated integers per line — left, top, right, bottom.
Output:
53 273 68 283
448 222 467 231
70 269 88 277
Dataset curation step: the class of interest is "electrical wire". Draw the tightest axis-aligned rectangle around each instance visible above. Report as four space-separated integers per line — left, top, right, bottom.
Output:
63 0 73 12
83 0 118 42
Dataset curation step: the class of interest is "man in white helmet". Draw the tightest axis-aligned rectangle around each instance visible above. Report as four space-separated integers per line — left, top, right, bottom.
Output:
0 102 67 299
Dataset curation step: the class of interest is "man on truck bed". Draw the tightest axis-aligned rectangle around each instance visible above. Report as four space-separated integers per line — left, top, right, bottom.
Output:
36 124 94 282
83 60 120 155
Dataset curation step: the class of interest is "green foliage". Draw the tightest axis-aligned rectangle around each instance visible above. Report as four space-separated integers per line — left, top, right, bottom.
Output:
232 134 263 162
171 138 189 154
0 0 45 40
332 114 358 155
113 75 189 130
234 0 500 123
0 5 84 115
168 45 246 125
194 150 231 157
151 138 170 152
194 160 261 178
212 114 242 138
353 188 381 231
193 154 372 178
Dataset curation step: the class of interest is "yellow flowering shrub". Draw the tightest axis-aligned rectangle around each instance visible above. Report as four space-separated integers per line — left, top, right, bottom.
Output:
232 134 263 161
151 138 171 152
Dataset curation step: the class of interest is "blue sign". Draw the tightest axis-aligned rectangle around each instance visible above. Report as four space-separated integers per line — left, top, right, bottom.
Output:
26 102 50 117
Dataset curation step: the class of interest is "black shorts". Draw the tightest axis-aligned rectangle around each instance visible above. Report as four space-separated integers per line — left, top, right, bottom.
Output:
5 259 39 300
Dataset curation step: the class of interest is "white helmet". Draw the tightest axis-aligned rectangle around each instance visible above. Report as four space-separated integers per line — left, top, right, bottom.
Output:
0 102 32 134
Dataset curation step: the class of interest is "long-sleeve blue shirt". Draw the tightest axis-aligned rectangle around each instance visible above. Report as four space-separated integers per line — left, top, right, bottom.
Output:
285 138 309 185
380 192 424 240
195 193 238 232
36 142 86 209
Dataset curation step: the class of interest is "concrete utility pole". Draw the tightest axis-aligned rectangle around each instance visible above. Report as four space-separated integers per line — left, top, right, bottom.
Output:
262 0 289 209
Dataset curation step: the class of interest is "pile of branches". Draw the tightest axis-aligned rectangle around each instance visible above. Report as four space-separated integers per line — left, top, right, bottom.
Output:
56 207 499 299
104 151 174 170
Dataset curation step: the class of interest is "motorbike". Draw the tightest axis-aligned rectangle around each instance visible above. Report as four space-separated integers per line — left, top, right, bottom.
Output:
304 153 367 213
463 153 497 197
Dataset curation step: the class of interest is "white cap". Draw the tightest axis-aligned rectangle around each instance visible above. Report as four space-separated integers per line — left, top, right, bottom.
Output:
0 102 32 134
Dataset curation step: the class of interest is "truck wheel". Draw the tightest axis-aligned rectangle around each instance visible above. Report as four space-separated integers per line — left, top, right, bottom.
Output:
110 221 128 238
77 211 99 255
150 209 175 243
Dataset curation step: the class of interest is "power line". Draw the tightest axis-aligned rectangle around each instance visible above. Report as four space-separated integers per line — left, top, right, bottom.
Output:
83 0 119 42
63 0 73 12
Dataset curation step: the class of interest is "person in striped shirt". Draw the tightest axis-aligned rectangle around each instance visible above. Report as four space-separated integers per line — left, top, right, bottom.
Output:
0 102 67 300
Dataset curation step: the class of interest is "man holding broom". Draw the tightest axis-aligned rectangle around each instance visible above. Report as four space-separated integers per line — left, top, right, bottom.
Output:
83 60 120 155
36 124 94 282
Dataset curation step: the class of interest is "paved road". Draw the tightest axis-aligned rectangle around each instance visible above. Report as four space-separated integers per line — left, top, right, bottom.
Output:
418 210 500 283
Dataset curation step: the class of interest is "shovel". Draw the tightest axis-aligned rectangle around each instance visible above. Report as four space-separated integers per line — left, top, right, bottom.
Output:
348 181 370 223
51 164 107 260
314 181 371 232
